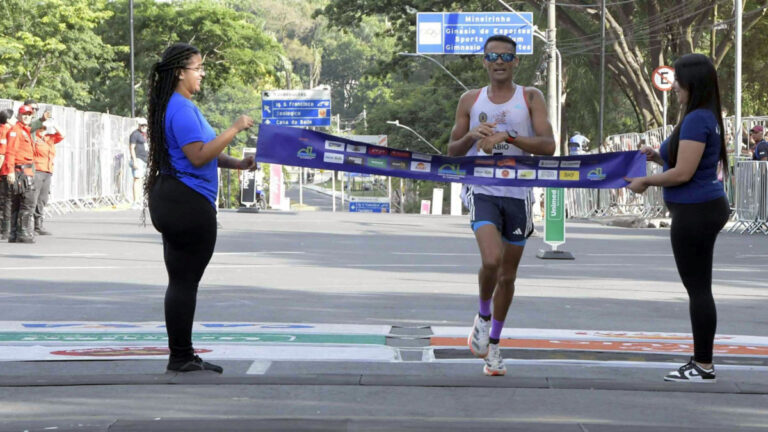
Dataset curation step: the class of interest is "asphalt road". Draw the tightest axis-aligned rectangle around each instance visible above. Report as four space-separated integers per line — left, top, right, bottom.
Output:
0 206 767 431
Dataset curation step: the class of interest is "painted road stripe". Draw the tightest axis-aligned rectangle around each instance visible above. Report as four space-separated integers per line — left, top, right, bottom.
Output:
0 253 107 257
431 327 768 346
431 337 768 356
246 360 272 375
0 332 385 345
0 322 391 335
0 345 399 362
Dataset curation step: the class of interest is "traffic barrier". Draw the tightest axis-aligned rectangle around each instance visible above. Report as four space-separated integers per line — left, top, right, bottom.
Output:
729 161 768 235
1 98 137 215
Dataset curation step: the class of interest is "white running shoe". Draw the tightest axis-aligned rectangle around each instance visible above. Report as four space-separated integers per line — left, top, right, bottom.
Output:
483 343 506 376
664 357 716 383
467 314 491 358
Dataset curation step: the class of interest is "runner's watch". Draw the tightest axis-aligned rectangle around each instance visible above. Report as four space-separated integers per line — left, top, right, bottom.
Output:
505 129 518 144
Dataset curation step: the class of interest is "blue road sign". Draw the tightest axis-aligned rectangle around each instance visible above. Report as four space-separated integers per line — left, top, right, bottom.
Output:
349 200 390 213
262 89 332 127
417 12 533 55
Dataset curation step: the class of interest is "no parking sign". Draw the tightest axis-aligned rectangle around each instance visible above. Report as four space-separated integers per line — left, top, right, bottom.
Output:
652 66 675 92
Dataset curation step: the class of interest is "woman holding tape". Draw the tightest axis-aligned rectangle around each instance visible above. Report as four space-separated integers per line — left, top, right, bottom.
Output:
145 42 256 373
626 53 729 383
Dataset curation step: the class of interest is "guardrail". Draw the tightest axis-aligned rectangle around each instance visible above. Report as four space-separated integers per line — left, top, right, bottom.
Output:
729 161 768 235
0 98 136 215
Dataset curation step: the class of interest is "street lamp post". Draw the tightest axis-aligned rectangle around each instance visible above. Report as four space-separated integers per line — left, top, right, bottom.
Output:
397 53 468 92
386 120 442 155
129 0 135 118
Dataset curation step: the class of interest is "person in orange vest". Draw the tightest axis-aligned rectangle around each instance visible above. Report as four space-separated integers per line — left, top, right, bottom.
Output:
4 105 37 243
32 120 64 235
0 108 14 240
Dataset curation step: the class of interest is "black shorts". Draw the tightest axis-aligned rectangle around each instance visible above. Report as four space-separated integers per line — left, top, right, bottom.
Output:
468 193 533 245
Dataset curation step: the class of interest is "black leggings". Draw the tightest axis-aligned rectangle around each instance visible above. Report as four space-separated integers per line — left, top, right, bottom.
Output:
667 196 729 364
149 175 217 362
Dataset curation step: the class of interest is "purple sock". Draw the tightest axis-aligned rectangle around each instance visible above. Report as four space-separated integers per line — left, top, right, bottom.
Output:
479 298 492 317
490 318 504 340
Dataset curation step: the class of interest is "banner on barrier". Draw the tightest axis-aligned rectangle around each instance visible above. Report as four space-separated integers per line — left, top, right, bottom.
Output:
256 125 645 188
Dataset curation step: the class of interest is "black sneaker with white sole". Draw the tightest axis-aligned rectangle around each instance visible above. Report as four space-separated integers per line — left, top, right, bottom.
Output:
167 355 223 374
664 357 715 383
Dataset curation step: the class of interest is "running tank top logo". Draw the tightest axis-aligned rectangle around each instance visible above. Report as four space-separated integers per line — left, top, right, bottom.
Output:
467 85 534 199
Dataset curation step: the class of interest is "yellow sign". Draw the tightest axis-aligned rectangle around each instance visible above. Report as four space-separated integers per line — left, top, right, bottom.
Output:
559 171 580 181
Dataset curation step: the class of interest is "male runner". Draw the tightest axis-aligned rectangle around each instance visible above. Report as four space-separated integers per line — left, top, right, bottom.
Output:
447 34 555 376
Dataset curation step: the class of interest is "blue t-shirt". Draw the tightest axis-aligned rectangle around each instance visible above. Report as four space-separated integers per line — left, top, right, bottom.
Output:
659 109 725 204
164 92 218 207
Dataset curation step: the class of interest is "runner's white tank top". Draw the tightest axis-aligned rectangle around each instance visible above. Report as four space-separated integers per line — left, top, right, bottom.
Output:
467 84 534 199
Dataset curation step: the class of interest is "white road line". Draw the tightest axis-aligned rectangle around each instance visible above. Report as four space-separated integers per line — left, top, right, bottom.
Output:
0 253 107 257
214 252 306 255
586 253 673 257
246 360 272 375
431 357 768 371
392 253 477 256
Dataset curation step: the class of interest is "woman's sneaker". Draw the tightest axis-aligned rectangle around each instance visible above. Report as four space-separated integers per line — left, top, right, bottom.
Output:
664 357 715 383
468 314 491 358
483 343 506 376
167 355 223 374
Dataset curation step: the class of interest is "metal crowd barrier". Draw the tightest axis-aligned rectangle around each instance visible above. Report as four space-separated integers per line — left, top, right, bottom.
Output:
0 98 137 216
729 161 768 235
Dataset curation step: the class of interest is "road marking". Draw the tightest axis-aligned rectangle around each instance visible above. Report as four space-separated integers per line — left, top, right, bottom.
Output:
214 252 306 255
392 253 477 256
246 360 272 375
0 253 107 257
0 344 399 362
0 332 385 345
586 253 673 257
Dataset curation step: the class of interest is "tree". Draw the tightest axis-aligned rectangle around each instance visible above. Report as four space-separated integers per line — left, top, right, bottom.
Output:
0 0 122 107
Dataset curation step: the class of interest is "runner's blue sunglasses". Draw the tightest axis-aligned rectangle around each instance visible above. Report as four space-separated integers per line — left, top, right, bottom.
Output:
484 52 516 62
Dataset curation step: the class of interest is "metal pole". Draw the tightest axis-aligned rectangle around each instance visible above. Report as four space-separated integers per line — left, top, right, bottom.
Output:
386 121 441 154
226 146 231 208
332 172 336 212
299 167 303 207
734 0 742 158
663 90 668 139
598 0 606 153
547 0 559 154
129 0 135 118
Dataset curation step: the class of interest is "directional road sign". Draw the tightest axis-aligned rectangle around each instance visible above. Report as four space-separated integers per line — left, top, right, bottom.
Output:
262 89 332 127
417 12 534 55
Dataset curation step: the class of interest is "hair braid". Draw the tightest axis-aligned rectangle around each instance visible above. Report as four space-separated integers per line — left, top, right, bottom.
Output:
144 43 201 200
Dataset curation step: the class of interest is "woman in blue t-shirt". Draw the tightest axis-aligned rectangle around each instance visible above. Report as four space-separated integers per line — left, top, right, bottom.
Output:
145 43 256 374
626 54 730 383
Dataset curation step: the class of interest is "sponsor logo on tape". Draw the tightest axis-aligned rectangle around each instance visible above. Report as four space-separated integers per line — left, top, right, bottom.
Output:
539 160 560 168
367 158 387 168
297 147 317 160
390 161 408 170
561 160 581 168
438 163 467 179
587 167 607 180
323 152 344 164
497 158 516 167
495 168 515 179
518 170 536 180
410 161 431 172
560 170 580 181
345 155 364 165
474 167 494 178
367 147 388 156
346 144 367 154
390 150 411 159
538 170 558 180
475 158 496 166
325 140 345 151
412 153 432 162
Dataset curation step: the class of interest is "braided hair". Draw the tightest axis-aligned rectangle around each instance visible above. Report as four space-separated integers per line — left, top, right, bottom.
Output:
144 42 201 199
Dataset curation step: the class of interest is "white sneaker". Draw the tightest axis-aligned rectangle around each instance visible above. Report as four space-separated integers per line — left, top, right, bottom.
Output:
664 357 716 383
467 314 491 358
483 343 506 376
